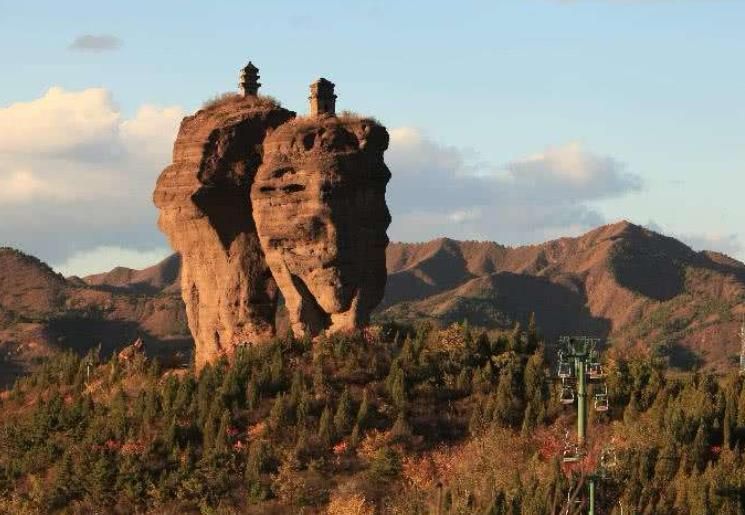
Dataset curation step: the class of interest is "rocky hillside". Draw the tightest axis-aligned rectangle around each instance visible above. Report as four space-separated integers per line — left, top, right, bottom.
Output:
383 221 745 369
2 221 744 378
0 248 190 386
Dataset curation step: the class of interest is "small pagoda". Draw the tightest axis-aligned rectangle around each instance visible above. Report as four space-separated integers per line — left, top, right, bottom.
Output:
239 62 261 97
309 78 336 117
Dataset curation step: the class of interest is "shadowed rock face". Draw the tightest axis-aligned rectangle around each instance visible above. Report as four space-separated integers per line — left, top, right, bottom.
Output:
153 96 295 369
251 116 391 337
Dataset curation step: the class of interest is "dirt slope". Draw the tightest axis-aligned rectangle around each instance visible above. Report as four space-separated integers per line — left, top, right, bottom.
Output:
0 249 190 386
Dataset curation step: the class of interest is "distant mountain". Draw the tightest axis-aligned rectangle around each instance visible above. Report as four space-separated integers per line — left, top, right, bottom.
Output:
84 253 182 295
383 221 745 369
2 221 743 381
0 248 191 386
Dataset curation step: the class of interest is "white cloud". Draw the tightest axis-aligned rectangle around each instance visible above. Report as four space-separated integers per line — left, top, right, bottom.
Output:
121 105 184 159
505 141 641 197
69 34 121 52
0 169 74 204
0 87 183 269
386 127 639 245
0 87 121 156
684 233 742 258
645 221 743 259
52 246 172 277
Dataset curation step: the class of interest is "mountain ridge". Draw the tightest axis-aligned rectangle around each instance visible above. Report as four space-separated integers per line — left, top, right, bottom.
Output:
1 220 743 382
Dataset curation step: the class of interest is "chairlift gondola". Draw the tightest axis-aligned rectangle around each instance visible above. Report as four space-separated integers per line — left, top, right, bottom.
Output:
588 362 605 379
562 447 581 463
558 358 572 379
594 384 609 412
560 384 575 405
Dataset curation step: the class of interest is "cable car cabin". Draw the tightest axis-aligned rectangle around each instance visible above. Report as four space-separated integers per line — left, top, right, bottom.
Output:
558 361 572 379
594 395 609 412
560 385 575 405
587 362 605 379
562 447 581 463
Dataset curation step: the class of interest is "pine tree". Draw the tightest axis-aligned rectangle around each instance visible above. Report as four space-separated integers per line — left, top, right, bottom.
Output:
270 347 284 389
318 405 334 447
296 389 311 428
215 409 232 454
51 451 77 507
246 440 270 484
246 375 260 412
87 452 115 506
390 409 412 441
313 359 327 401
202 411 217 454
350 423 361 448
109 388 128 440
526 312 539 354
116 453 146 507
269 393 288 431
164 416 178 450
356 388 371 429
493 368 518 427
691 423 708 471
334 387 353 436
387 359 407 408
289 369 304 408
521 404 535 436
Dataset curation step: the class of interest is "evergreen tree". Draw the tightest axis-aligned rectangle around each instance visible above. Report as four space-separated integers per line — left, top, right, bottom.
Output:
387 359 407 408
334 387 353 436
350 423 361 449
390 409 412 441
269 393 288 431
215 409 232 454
318 405 334 447
356 388 371 429
691 423 708 471
246 375 260 412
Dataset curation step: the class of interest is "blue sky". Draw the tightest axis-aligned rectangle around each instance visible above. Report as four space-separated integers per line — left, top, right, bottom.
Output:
1 0 744 274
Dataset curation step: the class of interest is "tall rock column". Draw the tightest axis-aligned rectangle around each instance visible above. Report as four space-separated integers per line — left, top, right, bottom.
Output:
251 114 391 338
153 94 295 369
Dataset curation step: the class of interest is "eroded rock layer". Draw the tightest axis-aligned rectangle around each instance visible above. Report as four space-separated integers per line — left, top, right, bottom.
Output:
251 115 391 337
153 95 295 369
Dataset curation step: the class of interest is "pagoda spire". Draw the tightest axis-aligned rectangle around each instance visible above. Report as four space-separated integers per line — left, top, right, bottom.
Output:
239 61 261 97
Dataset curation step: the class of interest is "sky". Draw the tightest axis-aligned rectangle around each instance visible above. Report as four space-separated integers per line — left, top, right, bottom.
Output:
1 0 744 276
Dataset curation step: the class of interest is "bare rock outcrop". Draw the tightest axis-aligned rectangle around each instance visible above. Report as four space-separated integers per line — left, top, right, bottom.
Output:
153 95 295 369
251 115 391 337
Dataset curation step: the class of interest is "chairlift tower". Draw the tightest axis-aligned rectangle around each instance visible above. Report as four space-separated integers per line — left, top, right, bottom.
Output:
556 336 609 515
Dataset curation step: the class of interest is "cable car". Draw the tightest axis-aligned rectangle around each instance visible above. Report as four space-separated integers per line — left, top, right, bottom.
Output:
588 362 605 379
560 385 575 405
594 384 609 412
558 360 572 379
562 449 580 463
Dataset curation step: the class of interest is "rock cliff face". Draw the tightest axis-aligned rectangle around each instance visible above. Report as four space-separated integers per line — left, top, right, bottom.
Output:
251 116 391 337
153 95 295 369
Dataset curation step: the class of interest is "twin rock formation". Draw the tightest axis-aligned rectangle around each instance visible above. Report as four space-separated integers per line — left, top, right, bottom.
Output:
153 64 391 369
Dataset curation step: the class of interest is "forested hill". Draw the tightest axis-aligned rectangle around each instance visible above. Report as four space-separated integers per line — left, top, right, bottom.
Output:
0 325 743 513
